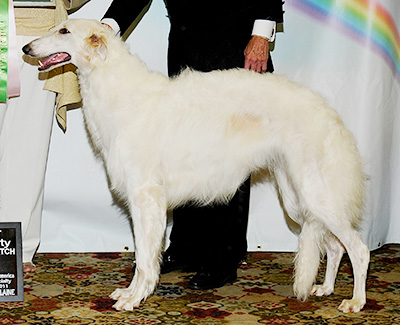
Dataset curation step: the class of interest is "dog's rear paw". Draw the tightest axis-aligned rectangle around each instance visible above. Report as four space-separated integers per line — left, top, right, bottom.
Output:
338 298 365 313
311 284 334 296
113 297 141 311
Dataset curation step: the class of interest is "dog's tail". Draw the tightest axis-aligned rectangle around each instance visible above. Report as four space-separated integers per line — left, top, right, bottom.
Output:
293 219 324 301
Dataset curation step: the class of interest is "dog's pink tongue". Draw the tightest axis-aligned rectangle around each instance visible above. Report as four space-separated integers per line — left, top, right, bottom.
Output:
38 53 71 71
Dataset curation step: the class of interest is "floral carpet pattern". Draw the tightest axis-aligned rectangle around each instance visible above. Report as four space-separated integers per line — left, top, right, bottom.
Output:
1 245 399 324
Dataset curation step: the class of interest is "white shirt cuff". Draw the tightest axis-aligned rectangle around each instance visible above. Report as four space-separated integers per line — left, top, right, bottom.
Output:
252 19 277 42
101 18 121 35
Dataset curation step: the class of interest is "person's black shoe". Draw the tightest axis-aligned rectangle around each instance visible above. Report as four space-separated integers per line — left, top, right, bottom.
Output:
187 269 237 290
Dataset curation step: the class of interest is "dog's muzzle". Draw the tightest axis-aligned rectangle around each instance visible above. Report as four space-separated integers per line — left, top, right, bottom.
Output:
22 43 71 71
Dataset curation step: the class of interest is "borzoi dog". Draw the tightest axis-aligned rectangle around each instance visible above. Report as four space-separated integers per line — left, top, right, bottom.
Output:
23 19 370 313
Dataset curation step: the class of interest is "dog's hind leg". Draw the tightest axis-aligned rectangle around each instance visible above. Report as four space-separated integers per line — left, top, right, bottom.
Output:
323 222 369 313
111 185 167 311
311 233 344 297
297 182 368 311
274 168 301 223
274 168 323 302
299 177 369 311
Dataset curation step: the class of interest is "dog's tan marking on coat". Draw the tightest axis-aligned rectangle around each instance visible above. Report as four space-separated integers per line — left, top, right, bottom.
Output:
228 113 262 138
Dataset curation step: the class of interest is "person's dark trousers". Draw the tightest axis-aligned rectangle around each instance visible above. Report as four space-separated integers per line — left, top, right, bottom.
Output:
161 23 274 288
170 177 251 271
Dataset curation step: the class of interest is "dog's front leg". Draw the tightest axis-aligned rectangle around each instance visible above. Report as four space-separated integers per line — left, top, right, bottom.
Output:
110 185 167 311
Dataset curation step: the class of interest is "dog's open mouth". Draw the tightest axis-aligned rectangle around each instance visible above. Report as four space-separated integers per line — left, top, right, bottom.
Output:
38 52 71 71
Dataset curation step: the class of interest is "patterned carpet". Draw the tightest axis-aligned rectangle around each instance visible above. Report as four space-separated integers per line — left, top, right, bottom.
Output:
1 245 399 324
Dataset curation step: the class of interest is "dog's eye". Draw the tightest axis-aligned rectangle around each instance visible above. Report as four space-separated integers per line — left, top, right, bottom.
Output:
59 28 70 34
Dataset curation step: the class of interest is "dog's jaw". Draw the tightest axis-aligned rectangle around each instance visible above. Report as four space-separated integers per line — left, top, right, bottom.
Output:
38 52 71 71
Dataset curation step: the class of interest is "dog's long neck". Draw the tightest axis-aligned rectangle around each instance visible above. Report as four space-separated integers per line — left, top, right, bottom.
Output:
77 33 166 105
76 33 168 156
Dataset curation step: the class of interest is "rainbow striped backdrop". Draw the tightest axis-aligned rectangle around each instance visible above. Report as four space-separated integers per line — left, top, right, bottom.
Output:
291 0 400 81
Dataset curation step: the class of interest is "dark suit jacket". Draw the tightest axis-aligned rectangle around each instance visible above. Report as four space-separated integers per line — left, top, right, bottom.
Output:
104 0 284 38
104 0 284 74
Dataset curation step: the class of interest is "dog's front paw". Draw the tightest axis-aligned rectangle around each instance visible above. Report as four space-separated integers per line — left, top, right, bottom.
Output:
113 296 141 311
338 298 365 313
110 287 132 300
311 284 334 296
110 282 154 310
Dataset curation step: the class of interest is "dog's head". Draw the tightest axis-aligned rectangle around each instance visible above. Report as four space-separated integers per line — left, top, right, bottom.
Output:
23 19 111 71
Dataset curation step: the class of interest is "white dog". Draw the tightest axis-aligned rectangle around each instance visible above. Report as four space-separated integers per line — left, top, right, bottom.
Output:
23 19 370 313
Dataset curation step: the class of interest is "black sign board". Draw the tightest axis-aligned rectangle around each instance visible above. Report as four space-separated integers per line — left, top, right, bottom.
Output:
0 222 24 301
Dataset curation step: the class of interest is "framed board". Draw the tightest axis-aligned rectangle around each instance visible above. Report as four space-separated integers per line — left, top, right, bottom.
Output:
0 222 24 302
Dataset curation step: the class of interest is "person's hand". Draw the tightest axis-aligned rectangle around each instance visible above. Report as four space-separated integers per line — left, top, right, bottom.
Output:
244 35 269 73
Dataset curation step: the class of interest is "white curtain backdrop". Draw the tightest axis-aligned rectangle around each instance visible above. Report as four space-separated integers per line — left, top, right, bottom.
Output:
39 0 400 253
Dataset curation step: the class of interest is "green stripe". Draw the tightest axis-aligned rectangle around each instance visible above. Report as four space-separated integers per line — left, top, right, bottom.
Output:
0 0 9 102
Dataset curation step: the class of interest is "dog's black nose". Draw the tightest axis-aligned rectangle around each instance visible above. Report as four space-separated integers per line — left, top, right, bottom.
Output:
22 44 31 55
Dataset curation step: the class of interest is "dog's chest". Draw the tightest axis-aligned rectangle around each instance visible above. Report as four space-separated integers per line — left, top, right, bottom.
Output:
81 104 113 152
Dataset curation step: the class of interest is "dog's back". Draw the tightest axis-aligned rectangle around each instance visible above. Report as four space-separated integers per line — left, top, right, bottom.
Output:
129 69 364 215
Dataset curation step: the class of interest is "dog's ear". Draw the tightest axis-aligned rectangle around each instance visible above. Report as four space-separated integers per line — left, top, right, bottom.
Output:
87 33 107 60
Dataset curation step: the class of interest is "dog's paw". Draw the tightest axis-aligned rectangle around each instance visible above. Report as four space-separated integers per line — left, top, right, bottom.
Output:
113 297 141 311
338 298 365 313
311 284 334 296
110 288 132 300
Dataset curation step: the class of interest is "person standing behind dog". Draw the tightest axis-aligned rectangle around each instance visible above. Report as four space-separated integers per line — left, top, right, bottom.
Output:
0 0 87 273
102 0 284 290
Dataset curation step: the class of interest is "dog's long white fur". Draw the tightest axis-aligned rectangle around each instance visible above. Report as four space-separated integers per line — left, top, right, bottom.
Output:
24 19 370 312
